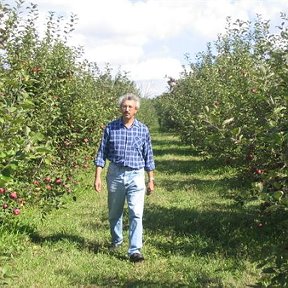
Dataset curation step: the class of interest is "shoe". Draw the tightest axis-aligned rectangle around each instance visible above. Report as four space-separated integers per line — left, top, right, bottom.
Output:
129 253 144 263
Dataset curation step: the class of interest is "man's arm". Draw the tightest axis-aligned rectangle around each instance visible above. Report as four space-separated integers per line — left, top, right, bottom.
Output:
146 170 155 195
94 125 109 192
94 166 103 192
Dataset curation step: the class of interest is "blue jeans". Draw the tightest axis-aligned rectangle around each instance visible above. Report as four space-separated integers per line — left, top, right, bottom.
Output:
106 162 146 255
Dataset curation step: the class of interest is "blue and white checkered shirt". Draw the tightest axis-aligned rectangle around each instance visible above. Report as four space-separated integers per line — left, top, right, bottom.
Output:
94 118 155 171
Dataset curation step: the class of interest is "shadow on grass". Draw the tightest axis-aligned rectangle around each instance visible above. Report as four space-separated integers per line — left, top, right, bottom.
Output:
156 176 243 195
155 158 231 176
27 225 127 261
143 202 284 263
152 132 240 175
153 146 198 157
152 135 200 157
71 276 188 288
58 268 190 288
29 231 104 253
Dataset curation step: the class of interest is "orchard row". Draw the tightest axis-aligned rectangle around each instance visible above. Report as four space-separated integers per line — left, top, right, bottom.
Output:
0 1 137 221
154 15 288 285
155 14 288 211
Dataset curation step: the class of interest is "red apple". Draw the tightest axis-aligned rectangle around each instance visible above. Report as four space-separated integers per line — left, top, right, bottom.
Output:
33 180 40 185
9 192 17 199
55 178 62 185
0 187 5 194
44 176 51 183
255 169 264 175
46 185 52 190
13 208 21 215
2 203 8 209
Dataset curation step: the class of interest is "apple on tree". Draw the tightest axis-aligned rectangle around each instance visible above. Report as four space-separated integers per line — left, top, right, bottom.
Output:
13 208 21 215
55 178 62 185
9 192 17 199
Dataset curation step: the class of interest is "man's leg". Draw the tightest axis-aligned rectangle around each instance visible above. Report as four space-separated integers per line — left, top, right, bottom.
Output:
126 169 146 256
106 164 126 246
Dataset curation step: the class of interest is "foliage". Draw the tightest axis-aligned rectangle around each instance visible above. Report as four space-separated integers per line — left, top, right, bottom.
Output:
155 14 288 209
136 97 159 131
0 0 137 222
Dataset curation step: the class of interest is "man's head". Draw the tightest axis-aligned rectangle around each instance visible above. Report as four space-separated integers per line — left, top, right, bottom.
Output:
118 93 140 109
118 93 140 122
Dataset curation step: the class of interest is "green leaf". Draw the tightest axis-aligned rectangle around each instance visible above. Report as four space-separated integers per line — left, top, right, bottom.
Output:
0 174 13 186
254 182 264 192
273 191 284 201
262 267 276 274
35 146 51 153
273 106 286 114
281 198 288 206
21 99 35 109
0 151 7 159
222 117 234 126
7 107 17 113
231 127 241 136
44 158 52 165
25 126 31 136
2 163 18 176
31 132 45 142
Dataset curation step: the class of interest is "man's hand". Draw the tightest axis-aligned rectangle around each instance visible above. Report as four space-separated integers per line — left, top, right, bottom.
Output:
94 178 102 192
146 180 155 195
94 166 103 192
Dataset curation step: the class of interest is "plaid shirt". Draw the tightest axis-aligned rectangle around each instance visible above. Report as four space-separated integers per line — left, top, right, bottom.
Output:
94 118 155 171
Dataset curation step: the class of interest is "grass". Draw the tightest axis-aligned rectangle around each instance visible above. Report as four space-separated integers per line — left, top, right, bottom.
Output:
0 131 284 287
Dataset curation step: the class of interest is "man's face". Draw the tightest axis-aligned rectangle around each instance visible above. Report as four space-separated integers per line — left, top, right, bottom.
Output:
121 100 138 120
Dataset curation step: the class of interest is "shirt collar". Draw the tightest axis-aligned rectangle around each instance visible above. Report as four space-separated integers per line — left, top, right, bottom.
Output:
119 117 140 128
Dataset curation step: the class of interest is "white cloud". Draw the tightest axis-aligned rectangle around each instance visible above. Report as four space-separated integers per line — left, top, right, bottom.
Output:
85 44 144 66
124 57 182 81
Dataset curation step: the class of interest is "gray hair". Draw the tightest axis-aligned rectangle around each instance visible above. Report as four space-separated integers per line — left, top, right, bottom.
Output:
118 93 140 109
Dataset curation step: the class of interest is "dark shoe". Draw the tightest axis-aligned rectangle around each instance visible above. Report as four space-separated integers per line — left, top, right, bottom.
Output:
129 253 144 263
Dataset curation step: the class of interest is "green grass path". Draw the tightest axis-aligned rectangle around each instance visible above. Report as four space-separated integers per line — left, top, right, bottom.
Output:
4 132 274 287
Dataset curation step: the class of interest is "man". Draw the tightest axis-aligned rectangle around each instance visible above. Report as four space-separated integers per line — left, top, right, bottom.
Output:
94 93 155 263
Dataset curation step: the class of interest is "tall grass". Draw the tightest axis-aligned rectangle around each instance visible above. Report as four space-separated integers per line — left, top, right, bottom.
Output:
1 132 284 287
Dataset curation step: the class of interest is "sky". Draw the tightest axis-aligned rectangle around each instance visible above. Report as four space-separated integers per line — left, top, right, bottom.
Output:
3 0 288 97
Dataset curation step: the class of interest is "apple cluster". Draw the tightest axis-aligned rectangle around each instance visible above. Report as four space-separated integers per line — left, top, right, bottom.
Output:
32 176 72 196
0 187 23 216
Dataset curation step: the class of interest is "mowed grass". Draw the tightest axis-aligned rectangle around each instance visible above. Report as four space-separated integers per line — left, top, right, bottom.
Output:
1 132 282 287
